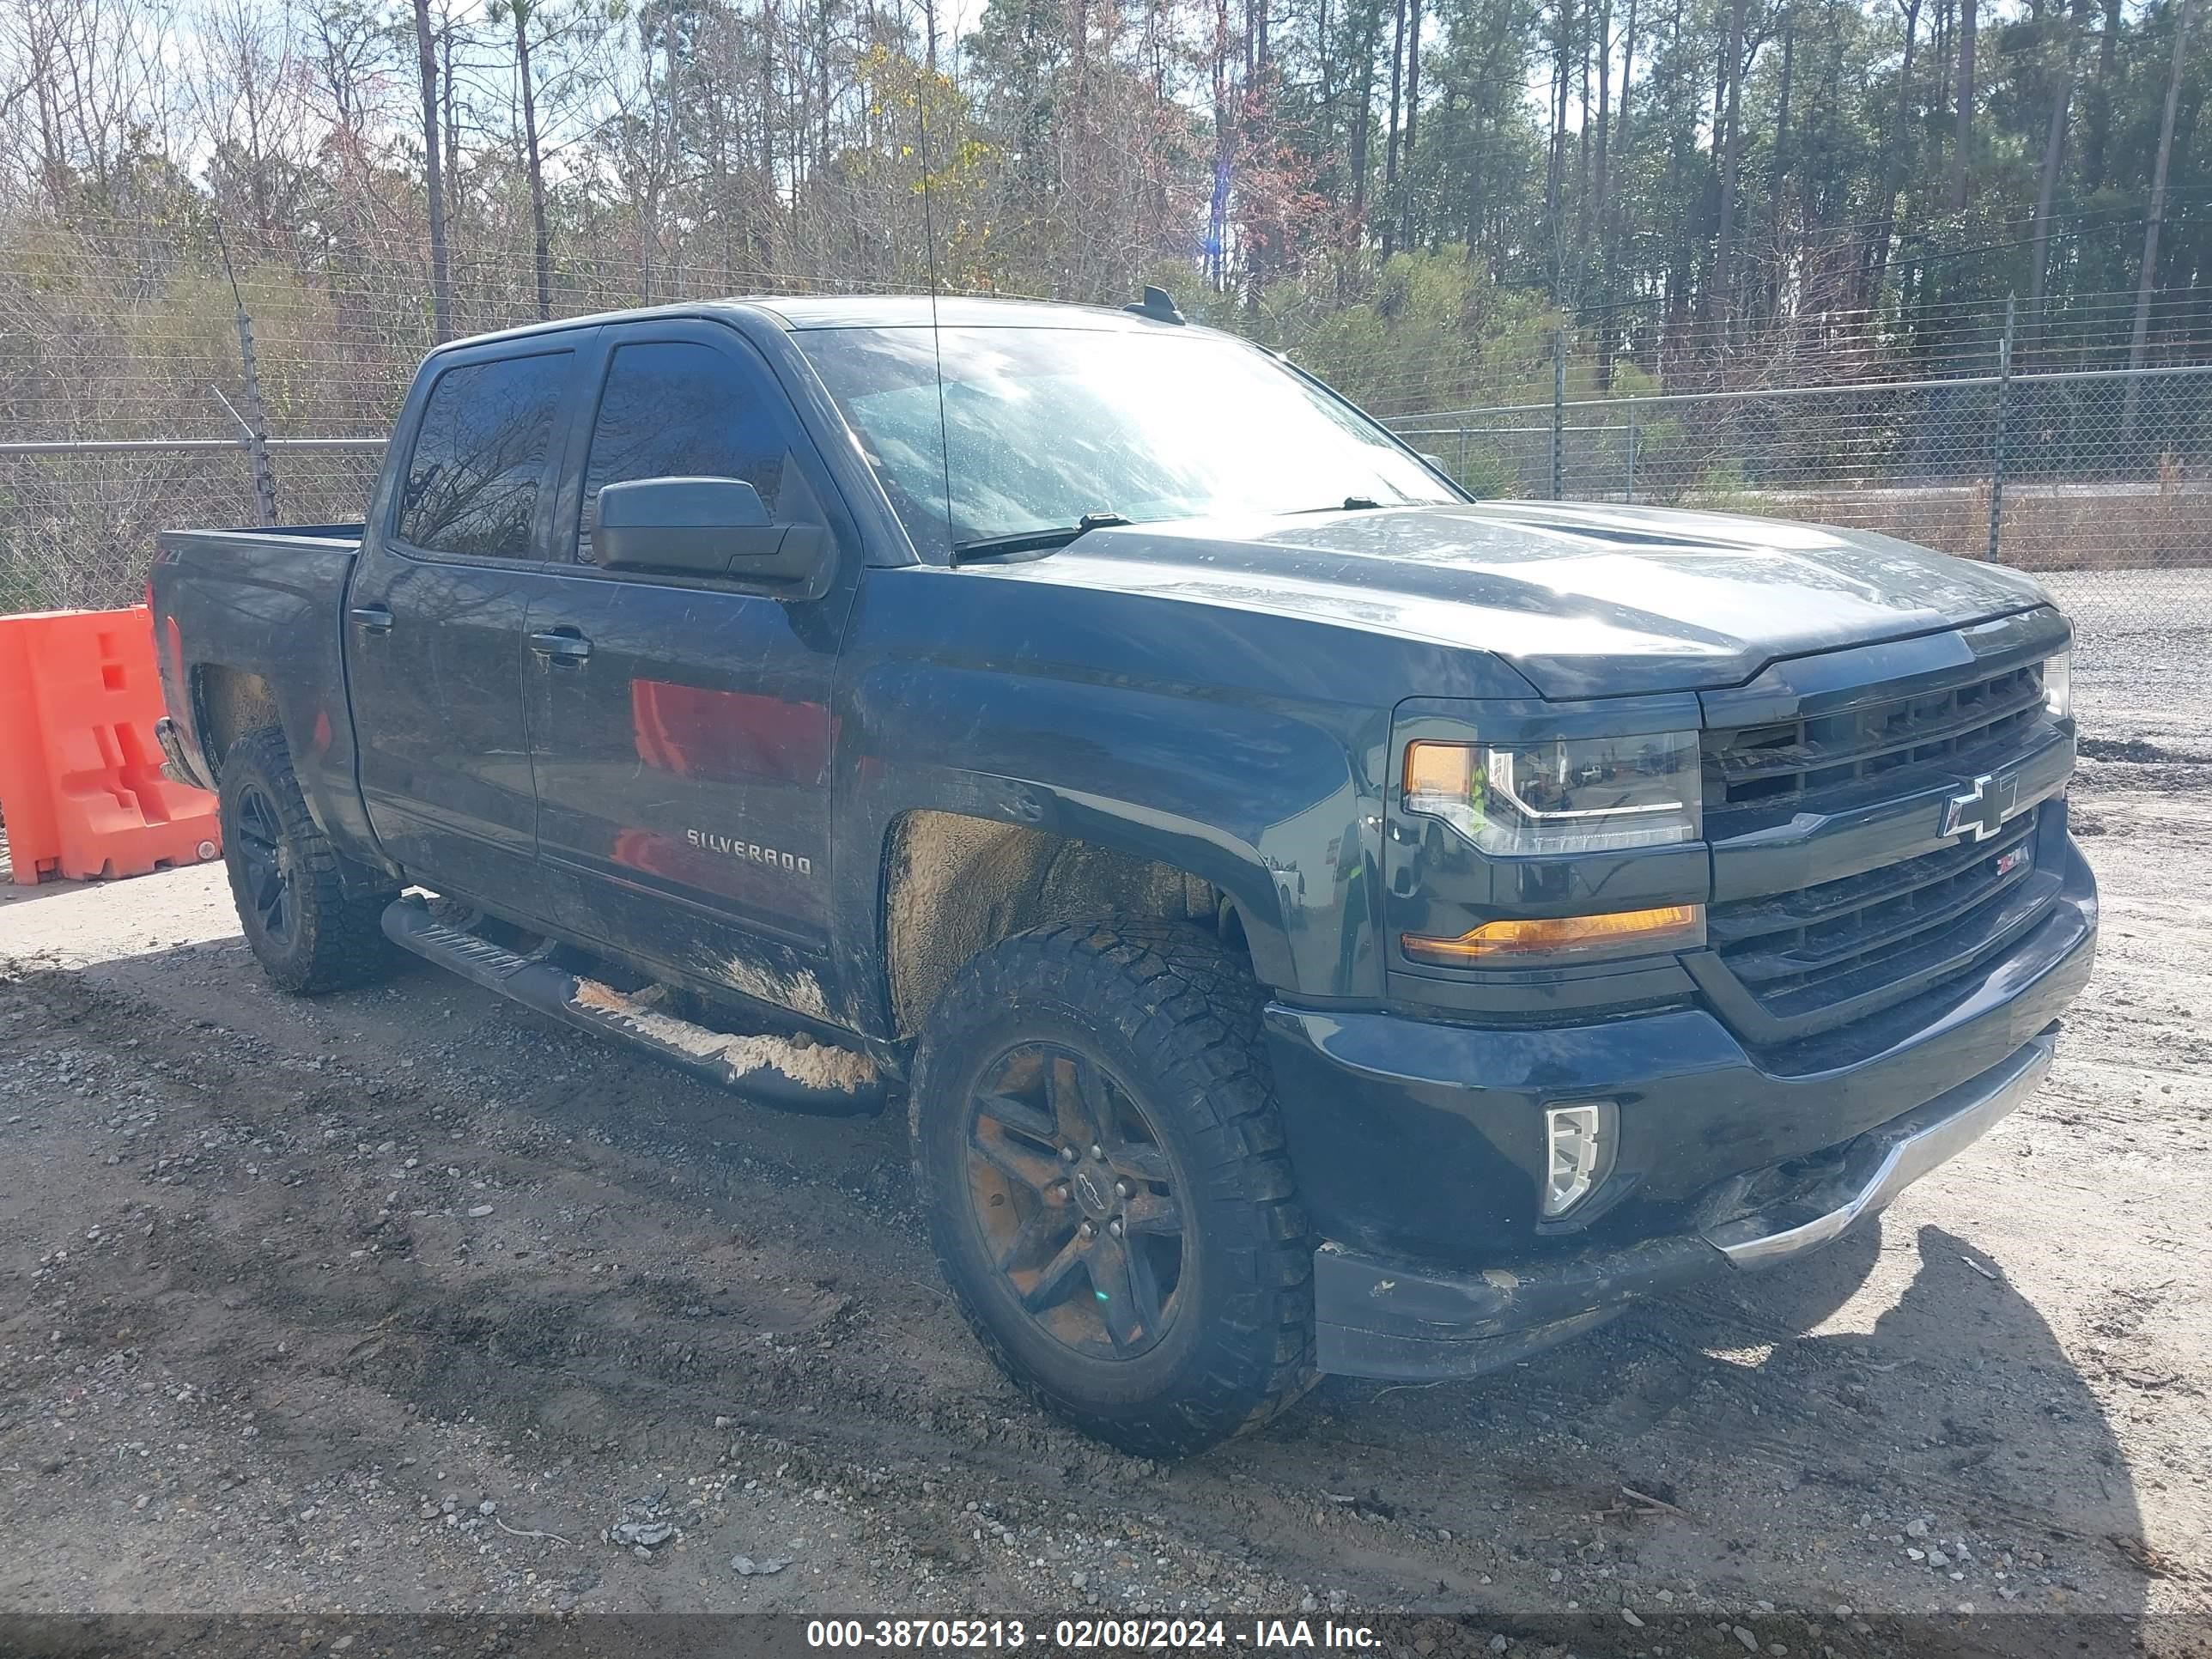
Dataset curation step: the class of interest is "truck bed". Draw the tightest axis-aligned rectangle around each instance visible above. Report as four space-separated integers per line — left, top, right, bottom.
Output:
150 523 369 854
159 523 366 554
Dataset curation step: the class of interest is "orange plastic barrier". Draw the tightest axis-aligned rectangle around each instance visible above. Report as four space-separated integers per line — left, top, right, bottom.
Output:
0 607 221 884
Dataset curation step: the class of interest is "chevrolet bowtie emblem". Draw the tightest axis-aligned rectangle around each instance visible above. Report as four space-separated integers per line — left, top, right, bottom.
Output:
1942 771 2020 842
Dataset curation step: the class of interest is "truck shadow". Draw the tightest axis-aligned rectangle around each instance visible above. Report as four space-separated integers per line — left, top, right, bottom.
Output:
1318 1214 2154 1632
1300 1220 2149 1637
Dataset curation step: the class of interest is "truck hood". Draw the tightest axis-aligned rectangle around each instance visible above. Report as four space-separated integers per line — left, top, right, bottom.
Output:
1000 501 2052 698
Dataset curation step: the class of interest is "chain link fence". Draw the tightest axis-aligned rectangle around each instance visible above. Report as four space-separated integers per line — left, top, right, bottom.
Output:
0 441 384 614
3 220 2209 624
1383 297 2212 633
9 367 2206 617
1390 362 2212 576
0 214 983 613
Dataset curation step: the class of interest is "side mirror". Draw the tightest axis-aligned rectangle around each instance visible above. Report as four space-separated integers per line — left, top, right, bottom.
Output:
594 477 829 588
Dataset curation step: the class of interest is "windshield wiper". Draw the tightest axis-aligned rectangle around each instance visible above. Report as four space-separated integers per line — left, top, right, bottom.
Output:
1287 496 1386 514
951 511 1131 564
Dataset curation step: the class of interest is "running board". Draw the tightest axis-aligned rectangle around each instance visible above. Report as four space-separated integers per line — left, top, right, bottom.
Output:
380 897 886 1116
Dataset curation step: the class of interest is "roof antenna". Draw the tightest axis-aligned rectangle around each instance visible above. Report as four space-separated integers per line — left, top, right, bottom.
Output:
915 0 957 564
1124 285 1186 325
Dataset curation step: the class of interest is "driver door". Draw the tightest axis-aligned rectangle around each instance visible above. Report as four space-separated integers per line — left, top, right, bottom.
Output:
523 319 854 1015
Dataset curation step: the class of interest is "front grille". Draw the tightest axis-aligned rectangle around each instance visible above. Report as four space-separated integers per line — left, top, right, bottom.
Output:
1707 817 2040 1024
1701 654 2066 1036
1704 660 2045 830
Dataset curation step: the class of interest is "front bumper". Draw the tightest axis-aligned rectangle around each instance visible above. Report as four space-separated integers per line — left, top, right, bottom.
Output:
1266 836 2095 1381
1310 1031 2054 1378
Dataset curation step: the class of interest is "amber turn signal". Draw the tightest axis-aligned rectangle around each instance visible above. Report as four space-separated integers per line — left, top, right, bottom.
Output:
1403 739 1479 800
1401 903 1705 966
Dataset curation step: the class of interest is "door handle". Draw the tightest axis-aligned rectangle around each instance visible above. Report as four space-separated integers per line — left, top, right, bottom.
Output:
528 629 592 665
349 604 394 635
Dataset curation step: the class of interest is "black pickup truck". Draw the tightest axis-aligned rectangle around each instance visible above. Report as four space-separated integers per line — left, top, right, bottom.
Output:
149 294 2095 1455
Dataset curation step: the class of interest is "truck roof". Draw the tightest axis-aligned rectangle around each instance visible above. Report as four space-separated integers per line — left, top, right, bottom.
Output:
747 295 1184 332
433 293 1193 356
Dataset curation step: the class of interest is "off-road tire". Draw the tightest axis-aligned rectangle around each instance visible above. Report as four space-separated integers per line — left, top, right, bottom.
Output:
911 918 1316 1457
218 726 398 994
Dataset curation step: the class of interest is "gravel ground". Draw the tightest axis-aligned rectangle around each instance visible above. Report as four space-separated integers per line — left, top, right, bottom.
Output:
1 574 2208 1656
2039 568 2212 734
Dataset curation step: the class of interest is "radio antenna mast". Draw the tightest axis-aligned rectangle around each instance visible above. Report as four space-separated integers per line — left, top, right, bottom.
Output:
915 0 957 561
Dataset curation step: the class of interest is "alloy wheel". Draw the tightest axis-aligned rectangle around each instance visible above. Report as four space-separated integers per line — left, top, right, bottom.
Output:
963 1043 1187 1358
231 781 295 949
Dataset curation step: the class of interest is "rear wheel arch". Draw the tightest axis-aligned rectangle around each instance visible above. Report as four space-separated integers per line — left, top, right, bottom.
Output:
192 663 282 779
216 726 399 994
192 661 394 894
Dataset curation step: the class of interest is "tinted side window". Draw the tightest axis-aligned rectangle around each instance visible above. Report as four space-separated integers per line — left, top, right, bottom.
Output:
397 352 571 559
578 340 820 560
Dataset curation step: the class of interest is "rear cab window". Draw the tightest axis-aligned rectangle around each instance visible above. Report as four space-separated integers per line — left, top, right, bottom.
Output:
396 351 572 560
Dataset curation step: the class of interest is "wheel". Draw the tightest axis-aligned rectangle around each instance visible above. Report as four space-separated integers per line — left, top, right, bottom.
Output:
911 919 1315 1457
218 726 398 994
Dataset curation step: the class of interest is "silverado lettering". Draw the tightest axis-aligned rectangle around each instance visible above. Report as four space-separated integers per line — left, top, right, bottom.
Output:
687 828 812 875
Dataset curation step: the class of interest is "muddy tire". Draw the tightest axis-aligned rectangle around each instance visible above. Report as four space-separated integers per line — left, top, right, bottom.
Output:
911 919 1316 1457
218 726 398 994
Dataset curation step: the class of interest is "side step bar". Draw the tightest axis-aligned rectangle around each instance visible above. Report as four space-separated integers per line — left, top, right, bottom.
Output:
380 897 887 1116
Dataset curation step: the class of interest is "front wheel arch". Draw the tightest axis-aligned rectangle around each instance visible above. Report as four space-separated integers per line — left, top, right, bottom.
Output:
878 810 1292 1038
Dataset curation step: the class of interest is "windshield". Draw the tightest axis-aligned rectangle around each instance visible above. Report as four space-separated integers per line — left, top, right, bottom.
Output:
798 324 1458 559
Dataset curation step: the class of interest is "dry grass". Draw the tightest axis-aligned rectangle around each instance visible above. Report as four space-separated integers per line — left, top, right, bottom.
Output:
1688 463 2211 571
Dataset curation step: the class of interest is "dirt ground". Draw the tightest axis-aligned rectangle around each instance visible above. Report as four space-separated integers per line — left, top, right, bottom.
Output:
0 573 2208 1656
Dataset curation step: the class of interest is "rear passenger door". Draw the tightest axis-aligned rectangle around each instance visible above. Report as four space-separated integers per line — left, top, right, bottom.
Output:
348 337 592 921
523 320 855 1020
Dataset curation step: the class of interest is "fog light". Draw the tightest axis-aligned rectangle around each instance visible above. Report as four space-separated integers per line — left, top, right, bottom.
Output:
1543 1100 1617 1217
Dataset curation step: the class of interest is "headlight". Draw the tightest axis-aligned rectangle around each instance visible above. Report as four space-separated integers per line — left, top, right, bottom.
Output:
2044 650 2072 721
1403 731 1703 855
